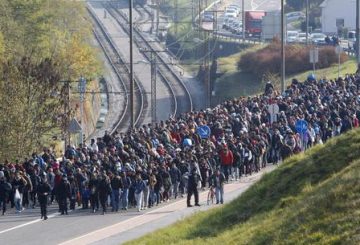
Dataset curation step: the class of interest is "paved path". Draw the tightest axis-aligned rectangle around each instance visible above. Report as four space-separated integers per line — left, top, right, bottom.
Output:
61 165 277 245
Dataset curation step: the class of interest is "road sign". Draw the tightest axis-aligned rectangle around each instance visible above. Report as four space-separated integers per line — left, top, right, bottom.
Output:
267 104 279 123
295 119 308 134
335 45 343 54
68 118 82 134
197 125 211 139
309 48 319 64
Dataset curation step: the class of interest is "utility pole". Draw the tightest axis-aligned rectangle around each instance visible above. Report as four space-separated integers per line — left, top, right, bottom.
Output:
281 0 285 93
198 0 202 38
78 77 86 145
64 81 71 150
129 0 135 128
203 30 211 108
306 0 309 45
156 0 160 34
150 53 157 123
356 0 360 64
191 0 194 26
242 0 245 41
151 2 155 33
175 0 178 36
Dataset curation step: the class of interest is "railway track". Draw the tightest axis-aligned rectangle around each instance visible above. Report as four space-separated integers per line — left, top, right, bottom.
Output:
87 6 147 133
106 3 193 116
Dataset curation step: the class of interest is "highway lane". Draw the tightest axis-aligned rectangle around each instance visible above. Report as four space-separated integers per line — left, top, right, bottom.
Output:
214 0 281 36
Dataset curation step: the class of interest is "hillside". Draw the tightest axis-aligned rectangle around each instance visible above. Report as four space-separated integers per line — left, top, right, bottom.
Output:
127 129 360 245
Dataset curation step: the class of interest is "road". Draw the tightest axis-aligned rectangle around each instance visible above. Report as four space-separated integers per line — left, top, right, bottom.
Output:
0 165 277 245
211 0 281 36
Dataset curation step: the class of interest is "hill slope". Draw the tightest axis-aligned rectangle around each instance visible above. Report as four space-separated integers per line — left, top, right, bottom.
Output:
127 129 360 245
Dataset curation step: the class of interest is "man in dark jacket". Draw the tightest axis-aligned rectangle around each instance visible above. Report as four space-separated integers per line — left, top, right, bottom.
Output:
57 174 71 215
0 171 12 215
98 172 112 215
37 174 51 220
169 163 181 199
187 167 200 207
110 172 122 212
120 171 131 210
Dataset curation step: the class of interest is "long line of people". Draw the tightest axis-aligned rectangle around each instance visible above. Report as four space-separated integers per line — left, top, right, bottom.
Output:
1 72 360 219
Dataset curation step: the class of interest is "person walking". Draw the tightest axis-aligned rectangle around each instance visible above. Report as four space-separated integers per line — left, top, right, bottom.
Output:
98 172 112 215
120 171 131 210
89 173 99 213
37 174 51 220
148 169 157 208
0 171 12 215
140 169 150 210
133 173 146 212
110 172 122 212
210 169 226 204
187 167 200 207
219 146 233 182
12 171 26 213
57 174 71 215
169 162 181 199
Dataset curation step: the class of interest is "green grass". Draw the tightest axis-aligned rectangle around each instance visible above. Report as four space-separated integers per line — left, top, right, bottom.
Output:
287 59 358 83
213 45 265 101
127 128 360 245
215 52 358 101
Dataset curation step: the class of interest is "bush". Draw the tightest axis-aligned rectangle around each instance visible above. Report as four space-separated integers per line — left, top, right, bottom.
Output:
237 42 348 78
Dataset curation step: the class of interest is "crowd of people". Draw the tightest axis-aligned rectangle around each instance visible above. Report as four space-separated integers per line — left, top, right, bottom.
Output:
1 71 360 220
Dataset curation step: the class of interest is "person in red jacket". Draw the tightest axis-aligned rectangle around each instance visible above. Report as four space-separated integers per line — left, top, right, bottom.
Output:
219 146 233 182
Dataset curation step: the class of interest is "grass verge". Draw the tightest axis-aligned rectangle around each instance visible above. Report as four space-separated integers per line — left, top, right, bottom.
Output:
215 53 357 101
127 128 360 245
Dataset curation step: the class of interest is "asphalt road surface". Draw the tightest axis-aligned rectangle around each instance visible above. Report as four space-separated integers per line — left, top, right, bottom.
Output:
214 0 281 36
0 165 277 245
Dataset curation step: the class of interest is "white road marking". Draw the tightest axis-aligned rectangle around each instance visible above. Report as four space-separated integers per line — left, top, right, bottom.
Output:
0 212 58 235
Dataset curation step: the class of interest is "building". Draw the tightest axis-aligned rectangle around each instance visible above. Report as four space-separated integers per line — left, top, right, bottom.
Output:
320 0 356 34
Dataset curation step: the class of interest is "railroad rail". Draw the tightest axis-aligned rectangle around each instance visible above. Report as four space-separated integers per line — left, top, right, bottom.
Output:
106 3 193 116
87 5 147 133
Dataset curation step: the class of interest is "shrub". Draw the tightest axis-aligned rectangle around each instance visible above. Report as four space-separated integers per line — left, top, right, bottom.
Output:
237 42 348 78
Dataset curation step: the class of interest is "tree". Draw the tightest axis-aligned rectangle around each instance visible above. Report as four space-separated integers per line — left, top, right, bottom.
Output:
0 0 103 158
0 57 65 160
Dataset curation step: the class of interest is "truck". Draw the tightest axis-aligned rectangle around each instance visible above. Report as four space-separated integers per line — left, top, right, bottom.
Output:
245 10 266 38
261 11 281 41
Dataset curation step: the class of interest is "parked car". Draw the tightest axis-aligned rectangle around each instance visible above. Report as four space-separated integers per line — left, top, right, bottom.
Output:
226 6 240 15
297 32 310 43
287 31 299 43
230 21 243 34
286 12 305 22
224 9 237 18
311 33 327 45
222 17 235 30
202 12 214 22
